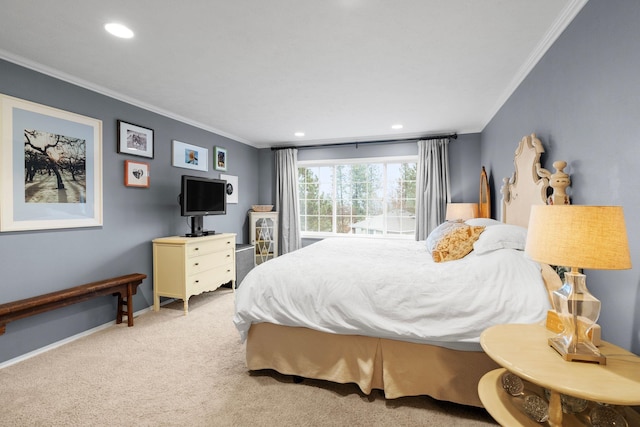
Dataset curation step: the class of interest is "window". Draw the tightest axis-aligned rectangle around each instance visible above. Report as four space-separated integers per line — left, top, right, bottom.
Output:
298 157 417 238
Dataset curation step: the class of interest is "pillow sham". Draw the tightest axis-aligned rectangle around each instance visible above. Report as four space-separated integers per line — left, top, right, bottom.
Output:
427 221 485 262
426 220 460 251
473 224 528 255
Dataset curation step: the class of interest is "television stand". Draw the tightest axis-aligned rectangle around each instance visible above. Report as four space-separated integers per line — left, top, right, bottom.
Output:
185 230 215 237
184 215 211 237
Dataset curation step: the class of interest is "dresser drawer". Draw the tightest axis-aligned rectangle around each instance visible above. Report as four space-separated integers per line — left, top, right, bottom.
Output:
186 249 234 274
187 264 235 295
186 237 234 257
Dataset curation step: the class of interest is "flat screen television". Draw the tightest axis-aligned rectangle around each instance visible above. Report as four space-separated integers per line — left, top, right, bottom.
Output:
179 175 226 237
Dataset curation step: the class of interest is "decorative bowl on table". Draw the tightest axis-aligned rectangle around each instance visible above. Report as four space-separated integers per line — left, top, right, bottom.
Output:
251 205 273 212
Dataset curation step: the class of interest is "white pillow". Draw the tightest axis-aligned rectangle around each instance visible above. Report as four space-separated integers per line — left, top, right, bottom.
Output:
465 218 502 227
473 224 528 255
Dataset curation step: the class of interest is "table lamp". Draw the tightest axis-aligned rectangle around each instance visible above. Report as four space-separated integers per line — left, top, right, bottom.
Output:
525 205 631 364
445 203 479 221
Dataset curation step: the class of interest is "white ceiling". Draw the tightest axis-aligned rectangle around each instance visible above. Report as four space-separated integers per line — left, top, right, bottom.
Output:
0 0 587 148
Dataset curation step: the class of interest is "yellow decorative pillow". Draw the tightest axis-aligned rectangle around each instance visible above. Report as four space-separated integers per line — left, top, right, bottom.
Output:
429 222 485 262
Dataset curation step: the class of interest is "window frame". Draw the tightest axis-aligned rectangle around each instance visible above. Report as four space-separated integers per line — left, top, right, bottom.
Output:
298 155 417 240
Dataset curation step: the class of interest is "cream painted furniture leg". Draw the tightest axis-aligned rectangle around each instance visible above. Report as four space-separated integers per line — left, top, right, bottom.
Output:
547 390 562 427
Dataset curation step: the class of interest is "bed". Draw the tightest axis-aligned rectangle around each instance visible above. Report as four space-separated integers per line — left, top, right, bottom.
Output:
233 134 567 407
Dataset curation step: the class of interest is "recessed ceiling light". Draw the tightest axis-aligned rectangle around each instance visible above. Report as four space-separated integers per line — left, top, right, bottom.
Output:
294 132 305 137
105 23 134 39
391 124 403 130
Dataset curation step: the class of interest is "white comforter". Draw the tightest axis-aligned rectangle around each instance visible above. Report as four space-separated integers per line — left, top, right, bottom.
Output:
233 237 550 351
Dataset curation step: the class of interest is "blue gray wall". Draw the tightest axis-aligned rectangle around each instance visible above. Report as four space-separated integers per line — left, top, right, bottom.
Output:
0 59 260 364
482 0 640 352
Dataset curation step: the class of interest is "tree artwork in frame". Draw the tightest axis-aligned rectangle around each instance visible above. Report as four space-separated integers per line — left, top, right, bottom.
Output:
124 160 150 188
215 146 227 171
172 140 208 171
0 94 103 232
117 120 154 158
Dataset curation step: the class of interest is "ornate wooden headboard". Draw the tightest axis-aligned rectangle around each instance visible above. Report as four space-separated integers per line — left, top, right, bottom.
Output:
500 133 571 227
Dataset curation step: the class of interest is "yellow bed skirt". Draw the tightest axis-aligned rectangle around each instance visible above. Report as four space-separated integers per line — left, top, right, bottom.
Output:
246 323 499 407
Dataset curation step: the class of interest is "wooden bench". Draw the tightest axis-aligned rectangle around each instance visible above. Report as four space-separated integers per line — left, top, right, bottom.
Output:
0 273 147 335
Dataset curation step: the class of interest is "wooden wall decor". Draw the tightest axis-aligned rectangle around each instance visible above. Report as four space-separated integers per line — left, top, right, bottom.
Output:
479 166 491 218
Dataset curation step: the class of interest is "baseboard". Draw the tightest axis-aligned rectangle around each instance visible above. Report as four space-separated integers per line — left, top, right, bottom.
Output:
0 305 155 370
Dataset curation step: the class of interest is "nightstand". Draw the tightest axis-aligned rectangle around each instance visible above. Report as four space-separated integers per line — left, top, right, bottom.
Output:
478 323 640 427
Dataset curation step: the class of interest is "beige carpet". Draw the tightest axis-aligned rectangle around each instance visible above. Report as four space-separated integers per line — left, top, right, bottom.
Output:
0 289 497 426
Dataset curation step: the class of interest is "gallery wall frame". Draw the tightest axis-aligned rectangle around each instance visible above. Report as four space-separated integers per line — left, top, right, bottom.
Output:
117 120 154 158
172 140 208 171
0 94 103 232
220 173 238 204
215 146 227 171
124 160 150 188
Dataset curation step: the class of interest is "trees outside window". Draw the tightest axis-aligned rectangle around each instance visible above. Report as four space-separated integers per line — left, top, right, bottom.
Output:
298 157 416 237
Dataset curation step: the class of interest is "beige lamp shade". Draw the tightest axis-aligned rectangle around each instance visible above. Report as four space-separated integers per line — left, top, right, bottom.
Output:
525 205 632 270
445 203 479 221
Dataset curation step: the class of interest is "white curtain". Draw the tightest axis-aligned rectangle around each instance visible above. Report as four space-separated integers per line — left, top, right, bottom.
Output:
415 138 451 240
275 148 301 254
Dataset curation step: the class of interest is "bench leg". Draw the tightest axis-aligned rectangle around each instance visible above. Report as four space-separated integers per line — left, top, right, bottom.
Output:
116 284 135 327
116 293 124 325
126 283 134 327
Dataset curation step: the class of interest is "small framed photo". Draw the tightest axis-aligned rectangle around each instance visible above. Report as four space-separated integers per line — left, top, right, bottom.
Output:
117 120 154 158
215 146 227 171
172 140 208 171
124 160 150 188
220 174 238 204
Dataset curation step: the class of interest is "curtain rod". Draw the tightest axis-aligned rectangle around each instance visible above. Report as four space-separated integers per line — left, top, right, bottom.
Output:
270 133 457 151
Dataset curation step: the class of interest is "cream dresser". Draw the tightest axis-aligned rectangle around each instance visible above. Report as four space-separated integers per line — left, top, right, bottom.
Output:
152 233 236 314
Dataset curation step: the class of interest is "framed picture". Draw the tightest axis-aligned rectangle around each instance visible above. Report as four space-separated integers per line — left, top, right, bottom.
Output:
0 94 103 231
117 120 154 158
172 140 208 171
124 160 150 188
220 174 238 204
214 146 227 171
